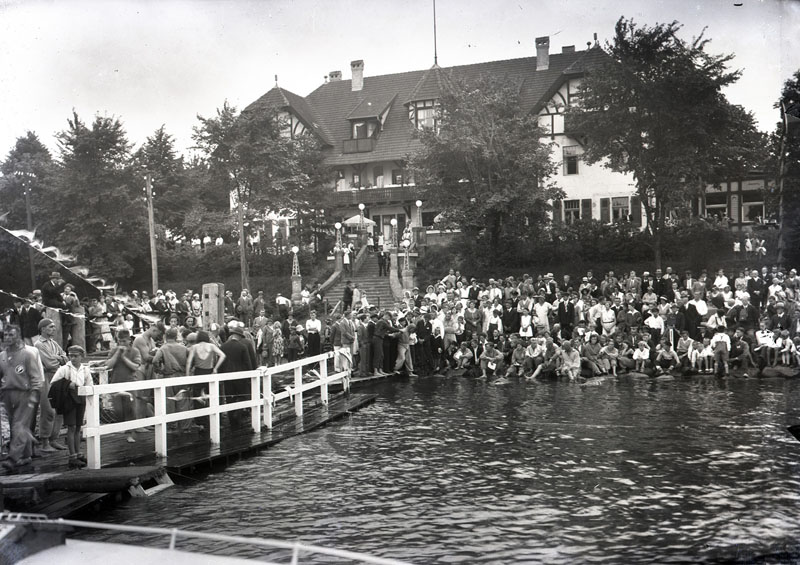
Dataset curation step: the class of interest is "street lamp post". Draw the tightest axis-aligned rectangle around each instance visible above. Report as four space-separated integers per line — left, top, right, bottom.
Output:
358 203 365 231
402 238 411 271
13 169 36 291
401 238 414 290
415 200 423 228
390 217 397 248
291 245 302 304
334 221 343 272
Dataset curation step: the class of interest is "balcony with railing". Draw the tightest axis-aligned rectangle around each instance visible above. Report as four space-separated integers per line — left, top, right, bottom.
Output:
342 138 376 154
331 185 416 206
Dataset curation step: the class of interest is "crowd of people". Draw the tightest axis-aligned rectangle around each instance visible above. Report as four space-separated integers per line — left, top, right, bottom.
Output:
324 264 800 384
3 260 800 473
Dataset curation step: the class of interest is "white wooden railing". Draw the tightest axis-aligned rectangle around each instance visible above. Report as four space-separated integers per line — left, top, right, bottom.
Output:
78 352 350 470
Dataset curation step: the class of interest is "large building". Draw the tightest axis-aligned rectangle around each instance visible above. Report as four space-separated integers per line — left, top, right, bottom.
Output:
250 37 769 242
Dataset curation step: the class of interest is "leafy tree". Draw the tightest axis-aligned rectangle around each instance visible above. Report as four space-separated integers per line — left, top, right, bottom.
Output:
46 112 147 280
132 126 191 238
410 74 561 253
567 18 765 268
0 131 55 231
193 101 330 291
769 70 800 266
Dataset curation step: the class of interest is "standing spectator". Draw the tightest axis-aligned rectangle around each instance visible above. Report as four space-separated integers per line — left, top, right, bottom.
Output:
305 310 322 358
19 296 42 346
50 345 91 468
343 245 352 274
105 328 142 443
377 248 387 277
275 293 292 320
219 325 256 428
34 318 68 452
236 290 254 327
224 290 236 319
0 325 43 472
40 271 66 347
342 281 354 312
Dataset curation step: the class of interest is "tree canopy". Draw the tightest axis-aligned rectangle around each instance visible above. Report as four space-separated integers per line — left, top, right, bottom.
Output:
411 74 561 252
567 17 766 267
771 70 800 266
46 112 148 280
193 101 330 290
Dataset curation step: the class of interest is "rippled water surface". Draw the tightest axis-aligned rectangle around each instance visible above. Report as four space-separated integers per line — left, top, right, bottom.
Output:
84 375 800 563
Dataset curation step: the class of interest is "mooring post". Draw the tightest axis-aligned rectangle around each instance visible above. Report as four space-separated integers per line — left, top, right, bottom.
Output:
294 366 303 417
84 387 102 469
250 370 261 432
263 370 273 429
319 359 329 405
153 383 168 457
209 378 220 444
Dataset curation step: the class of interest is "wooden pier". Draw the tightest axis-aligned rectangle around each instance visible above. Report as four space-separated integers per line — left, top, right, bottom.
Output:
0 389 377 517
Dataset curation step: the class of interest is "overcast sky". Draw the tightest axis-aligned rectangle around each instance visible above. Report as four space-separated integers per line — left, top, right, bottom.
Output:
1 0 798 160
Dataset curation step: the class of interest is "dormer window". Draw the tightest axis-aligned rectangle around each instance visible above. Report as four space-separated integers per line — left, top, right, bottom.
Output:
410 100 437 130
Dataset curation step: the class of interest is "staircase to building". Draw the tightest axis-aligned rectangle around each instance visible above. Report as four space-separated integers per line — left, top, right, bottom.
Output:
324 251 398 311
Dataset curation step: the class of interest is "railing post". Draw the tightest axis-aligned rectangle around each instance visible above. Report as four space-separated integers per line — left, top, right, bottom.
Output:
263 371 273 429
209 378 220 445
84 388 101 469
319 359 329 405
154 383 168 458
250 370 261 433
294 366 303 417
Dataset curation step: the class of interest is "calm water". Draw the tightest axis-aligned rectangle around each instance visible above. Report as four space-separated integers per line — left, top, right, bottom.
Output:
84 375 800 564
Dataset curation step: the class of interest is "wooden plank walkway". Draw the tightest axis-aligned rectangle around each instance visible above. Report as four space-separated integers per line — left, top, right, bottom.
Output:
0 391 376 517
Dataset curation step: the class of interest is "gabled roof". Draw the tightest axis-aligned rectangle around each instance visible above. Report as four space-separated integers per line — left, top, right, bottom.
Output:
246 86 334 145
244 45 609 167
347 92 397 120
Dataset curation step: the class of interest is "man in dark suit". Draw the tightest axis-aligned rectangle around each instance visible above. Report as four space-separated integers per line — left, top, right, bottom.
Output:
556 294 575 340
219 325 256 428
377 248 386 277
746 270 766 310
20 297 42 346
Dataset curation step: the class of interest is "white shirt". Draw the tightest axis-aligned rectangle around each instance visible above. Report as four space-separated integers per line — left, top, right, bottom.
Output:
51 362 91 387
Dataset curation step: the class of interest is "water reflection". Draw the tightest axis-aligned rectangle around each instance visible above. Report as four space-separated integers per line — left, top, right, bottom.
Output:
85 375 800 564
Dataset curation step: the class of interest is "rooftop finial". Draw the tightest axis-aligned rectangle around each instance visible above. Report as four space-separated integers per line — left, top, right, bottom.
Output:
433 0 439 66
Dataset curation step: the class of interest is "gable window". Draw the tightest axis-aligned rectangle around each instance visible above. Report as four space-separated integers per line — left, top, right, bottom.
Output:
392 169 404 185
563 145 581 175
564 199 580 224
352 173 361 189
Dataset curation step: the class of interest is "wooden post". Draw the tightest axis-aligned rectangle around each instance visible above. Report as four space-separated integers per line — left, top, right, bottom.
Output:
263 372 273 429
153 384 168 458
145 173 159 295
209 378 220 445
84 389 101 470
250 371 261 433
319 361 329 405
294 366 303 417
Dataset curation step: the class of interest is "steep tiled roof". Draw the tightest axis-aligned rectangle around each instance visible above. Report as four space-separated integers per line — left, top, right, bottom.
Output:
245 47 608 167
347 92 398 120
246 86 334 145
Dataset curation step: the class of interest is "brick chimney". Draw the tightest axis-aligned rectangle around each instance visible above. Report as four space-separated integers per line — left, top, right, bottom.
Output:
562 45 575 53
329 70 342 81
536 36 550 71
351 60 364 92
